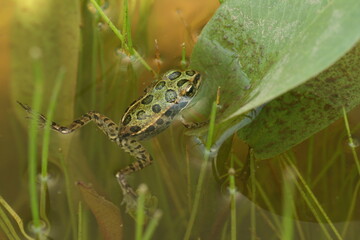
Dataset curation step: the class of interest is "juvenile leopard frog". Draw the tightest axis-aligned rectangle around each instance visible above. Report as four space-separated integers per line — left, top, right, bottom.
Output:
18 70 203 203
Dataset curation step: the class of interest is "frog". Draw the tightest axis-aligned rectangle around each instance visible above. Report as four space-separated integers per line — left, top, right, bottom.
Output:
18 69 203 203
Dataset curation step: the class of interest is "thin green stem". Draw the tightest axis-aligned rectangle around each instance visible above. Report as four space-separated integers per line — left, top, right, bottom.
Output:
142 210 163 240
41 69 65 177
228 166 237 240
0 196 34 240
181 43 187 69
89 0 154 73
90 0 124 43
250 151 256 240
78 202 83 240
59 152 77 240
280 167 296 240
342 106 360 175
123 0 133 54
183 96 218 240
135 184 147 240
286 156 343 240
0 205 20 240
28 53 44 231
341 180 360 238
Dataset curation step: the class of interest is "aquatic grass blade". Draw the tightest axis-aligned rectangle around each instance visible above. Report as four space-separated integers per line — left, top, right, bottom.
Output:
183 88 219 240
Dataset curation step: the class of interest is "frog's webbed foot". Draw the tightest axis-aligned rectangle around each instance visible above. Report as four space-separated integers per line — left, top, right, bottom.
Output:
116 173 138 202
180 115 208 129
17 101 48 128
116 173 158 220
116 138 158 219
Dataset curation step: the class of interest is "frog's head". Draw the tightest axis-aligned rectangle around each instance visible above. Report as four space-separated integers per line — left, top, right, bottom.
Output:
182 70 202 98
164 69 202 100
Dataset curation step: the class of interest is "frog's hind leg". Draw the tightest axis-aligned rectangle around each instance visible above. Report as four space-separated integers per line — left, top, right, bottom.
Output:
17 101 119 141
115 138 153 199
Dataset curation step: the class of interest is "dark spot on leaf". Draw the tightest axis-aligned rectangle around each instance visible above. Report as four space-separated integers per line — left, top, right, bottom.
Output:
323 104 332 111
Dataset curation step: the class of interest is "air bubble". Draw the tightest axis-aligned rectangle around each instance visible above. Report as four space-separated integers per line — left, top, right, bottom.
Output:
348 136 360 148
87 2 96 14
29 47 42 59
28 219 48 237
97 22 104 30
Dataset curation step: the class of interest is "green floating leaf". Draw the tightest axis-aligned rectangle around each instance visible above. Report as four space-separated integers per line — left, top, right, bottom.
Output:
77 182 123 240
190 0 360 158
239 44 360 159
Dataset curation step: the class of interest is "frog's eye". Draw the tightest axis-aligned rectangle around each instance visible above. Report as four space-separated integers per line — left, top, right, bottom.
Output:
185 85 196 97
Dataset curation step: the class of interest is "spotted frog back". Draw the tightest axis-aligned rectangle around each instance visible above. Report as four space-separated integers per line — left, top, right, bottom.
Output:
119 70 202 140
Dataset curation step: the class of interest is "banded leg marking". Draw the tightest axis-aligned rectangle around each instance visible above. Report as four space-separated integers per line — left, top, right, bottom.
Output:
180 115 208 129
116 138 153 199
17 101 119 141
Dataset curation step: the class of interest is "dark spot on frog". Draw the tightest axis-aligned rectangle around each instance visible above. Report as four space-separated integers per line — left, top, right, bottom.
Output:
74 120 84 125
122 133 131 138
141 95 154 105
193 74 201 85
185 70 195 76
145 125 155 133
130 126 141 133
156 118 164 125
155 81 166 90
167 71 181 80
165 89 177 102
176 79 188 87
165 110 172 117
152 104 161 113
123 115 132 126
137 110 147 120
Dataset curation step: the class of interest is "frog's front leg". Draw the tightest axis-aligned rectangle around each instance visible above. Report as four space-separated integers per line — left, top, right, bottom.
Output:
180 115 208 129
115 138 153 200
